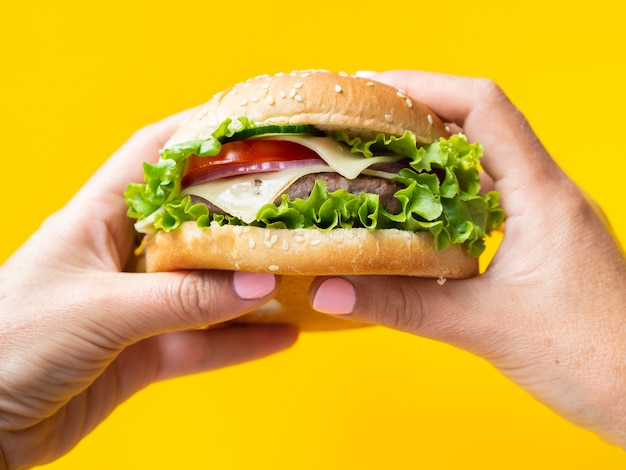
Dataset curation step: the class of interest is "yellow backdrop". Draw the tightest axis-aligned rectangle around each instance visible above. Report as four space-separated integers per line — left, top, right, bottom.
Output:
2 0 626 468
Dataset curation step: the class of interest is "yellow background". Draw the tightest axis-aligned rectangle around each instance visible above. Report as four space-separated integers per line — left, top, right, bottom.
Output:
2 0 626 468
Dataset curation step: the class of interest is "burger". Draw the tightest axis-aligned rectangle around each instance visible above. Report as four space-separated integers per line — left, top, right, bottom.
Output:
125 70 504 330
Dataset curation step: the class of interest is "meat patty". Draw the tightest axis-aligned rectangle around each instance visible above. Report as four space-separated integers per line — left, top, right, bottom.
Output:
190 172 403 216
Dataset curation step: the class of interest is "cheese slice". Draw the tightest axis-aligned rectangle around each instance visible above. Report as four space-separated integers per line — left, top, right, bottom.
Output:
264 135 401 179
181 135 402 224
181 164 330 223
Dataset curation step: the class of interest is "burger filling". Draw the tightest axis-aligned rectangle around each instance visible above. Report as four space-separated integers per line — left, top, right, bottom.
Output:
125 118 504 256
190 172 404 217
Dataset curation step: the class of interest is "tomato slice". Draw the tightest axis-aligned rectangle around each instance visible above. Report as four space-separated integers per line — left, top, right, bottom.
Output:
182 139 323 187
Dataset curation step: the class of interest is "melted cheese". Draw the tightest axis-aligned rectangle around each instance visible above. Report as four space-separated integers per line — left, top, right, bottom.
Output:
266 135 401 179
181 135 401 224
181 164 330 223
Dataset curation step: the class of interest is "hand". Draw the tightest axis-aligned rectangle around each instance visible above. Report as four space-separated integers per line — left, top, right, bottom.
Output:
0 112 298 469
311 71 626 446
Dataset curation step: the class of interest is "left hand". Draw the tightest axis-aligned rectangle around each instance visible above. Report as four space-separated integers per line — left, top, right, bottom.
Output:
0 111 298 469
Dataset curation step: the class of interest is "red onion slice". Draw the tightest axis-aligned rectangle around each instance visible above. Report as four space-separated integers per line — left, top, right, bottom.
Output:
182 159 329 187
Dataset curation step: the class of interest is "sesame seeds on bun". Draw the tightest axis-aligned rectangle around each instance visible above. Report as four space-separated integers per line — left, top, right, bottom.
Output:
166 69 450 146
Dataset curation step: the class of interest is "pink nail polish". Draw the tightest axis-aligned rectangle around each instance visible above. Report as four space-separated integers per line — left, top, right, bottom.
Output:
233 272 276 300
312 278 356 315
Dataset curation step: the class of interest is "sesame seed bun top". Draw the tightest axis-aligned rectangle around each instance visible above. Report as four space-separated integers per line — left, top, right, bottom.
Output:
165 69 450 146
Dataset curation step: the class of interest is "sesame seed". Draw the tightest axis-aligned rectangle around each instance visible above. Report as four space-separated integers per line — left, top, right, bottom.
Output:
266 95 275 105
397 90 406 99
366 81 374 87
250 96 260 103
279 90 286 98
295 235 305 243
444 125 452 133
261 83 270 89
240 98 248 106
339 71 349 76
335 84 342 93
385 114 393 122
310 239 321 246
294 82 303 88
406 98 413 108
289 88 297 98
233 226 243 235
294 94 303 102
269 265 280 271
427 114 434 125
270 234 278 245
248 239 256 249
301 72 311 77
281 240 289 251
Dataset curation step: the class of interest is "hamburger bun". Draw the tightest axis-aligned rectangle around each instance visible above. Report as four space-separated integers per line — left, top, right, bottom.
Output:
139 70 483 330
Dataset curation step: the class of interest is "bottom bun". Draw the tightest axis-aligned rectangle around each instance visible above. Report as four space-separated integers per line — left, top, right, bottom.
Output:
144 221 478 330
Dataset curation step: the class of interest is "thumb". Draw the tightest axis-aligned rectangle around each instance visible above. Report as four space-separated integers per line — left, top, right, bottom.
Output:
310 275 501 356
78 270 278 344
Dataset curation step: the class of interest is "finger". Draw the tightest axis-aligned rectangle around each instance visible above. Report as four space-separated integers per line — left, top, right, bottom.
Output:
56 109 196 264
64 109 196 234
371 71 563 191
151 325 299 381
310 275 500 358
106 325 298 399
76 270 280 345
479 170 494 193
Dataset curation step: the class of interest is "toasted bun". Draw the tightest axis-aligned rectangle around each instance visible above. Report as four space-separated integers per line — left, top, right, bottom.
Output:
144 222 478 331
148 71 469 331
146 222 477 278
166 69 450 146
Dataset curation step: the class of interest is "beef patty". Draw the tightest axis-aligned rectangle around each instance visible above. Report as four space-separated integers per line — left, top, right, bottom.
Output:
189 172 403 216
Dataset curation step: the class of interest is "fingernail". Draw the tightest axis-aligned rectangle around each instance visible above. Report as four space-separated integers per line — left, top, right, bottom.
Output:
233 272 276 300
355 70 377 78
312 278 356 315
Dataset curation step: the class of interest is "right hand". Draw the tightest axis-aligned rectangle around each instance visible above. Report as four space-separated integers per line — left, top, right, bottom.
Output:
311 70 626 447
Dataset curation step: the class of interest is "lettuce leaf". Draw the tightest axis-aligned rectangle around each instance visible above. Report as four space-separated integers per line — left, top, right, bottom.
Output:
124 118 322 222
334 130 421 159
124 118 504 256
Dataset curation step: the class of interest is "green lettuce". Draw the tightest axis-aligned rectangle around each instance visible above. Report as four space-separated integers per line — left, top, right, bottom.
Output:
124 118 322 221
124 118 504 256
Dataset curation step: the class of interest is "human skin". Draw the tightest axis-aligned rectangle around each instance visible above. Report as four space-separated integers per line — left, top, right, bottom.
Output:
311 70 626 447
0 112 297 469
